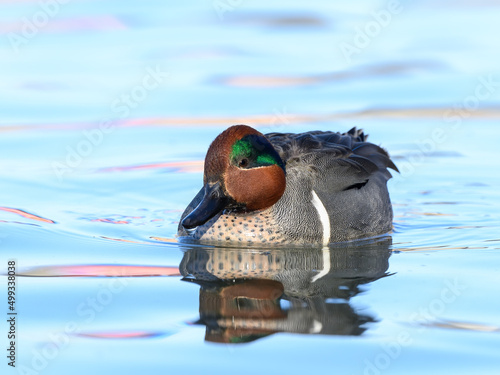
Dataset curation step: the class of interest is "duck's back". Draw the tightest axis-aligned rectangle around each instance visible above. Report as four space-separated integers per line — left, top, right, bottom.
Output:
266 128 398 244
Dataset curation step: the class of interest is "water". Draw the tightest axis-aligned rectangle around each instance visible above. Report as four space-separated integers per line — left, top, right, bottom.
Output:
1 0 500 374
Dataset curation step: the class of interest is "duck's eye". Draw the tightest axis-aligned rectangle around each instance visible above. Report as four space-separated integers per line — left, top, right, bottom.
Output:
239 158 249 168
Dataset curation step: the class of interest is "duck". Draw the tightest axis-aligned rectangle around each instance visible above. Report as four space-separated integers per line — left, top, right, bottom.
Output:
177 125 398 246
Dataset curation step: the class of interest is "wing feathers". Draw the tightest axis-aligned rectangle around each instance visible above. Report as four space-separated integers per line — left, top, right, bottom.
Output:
266 127 397 192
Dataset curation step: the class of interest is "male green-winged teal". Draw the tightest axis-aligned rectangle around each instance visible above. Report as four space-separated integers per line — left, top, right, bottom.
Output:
178 125 398 246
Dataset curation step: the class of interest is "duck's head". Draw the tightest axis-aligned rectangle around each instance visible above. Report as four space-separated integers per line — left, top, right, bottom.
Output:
181 125 286 230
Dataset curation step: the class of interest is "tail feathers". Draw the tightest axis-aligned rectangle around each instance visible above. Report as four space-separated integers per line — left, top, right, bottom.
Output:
346 127 367 142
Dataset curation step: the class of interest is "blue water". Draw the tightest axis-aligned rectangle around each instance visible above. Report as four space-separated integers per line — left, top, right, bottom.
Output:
1 0 500 374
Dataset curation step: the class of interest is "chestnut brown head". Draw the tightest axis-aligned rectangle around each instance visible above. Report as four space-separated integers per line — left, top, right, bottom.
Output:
181 125 286 229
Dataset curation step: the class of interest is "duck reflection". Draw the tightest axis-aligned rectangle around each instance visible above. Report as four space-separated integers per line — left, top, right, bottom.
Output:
179 238 392 343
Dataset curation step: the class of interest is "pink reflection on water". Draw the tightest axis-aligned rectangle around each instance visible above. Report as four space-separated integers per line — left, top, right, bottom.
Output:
0 207 56 223
20 264 181 277
5 106 500 135
75 331 167 339
91 218 130 224
99 236 151 244
0 15 127 34
99 160 204 174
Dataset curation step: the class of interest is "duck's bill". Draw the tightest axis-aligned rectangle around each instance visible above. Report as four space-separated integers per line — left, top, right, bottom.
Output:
181 182 230 229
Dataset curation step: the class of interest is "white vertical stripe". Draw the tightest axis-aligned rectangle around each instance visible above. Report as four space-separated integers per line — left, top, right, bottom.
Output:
309 320 323 333
311 246 331 282
311 190 331 247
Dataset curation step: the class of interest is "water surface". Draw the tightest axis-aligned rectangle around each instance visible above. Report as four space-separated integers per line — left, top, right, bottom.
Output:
1 1 500 374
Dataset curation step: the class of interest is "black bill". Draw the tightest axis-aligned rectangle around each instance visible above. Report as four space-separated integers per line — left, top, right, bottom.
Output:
181 182 230 229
